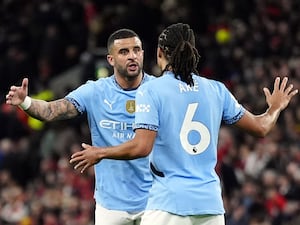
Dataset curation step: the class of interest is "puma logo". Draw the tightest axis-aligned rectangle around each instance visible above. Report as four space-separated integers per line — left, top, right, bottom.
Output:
137 90 144 96
104 99 114 110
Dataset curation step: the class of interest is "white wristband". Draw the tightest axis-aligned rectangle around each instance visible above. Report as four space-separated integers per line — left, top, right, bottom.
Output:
19 96 32 110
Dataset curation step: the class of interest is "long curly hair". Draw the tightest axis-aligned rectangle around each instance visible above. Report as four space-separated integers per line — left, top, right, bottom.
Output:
158 23 201 86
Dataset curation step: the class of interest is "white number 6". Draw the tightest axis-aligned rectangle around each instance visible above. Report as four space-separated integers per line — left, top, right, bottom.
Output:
180 103 210 155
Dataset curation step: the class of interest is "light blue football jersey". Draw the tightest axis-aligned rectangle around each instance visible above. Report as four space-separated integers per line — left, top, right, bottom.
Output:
134 71 245 216
65 73 154 212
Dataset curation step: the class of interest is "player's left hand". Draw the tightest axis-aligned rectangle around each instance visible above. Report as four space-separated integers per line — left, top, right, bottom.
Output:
70 143 101 173
263 76 298 111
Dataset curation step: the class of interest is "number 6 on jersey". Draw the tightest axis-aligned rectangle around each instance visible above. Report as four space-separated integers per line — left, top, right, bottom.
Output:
180 103 211 155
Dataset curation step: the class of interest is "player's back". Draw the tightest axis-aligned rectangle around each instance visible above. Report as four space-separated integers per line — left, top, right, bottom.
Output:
147 72 226 161
135 71 244 215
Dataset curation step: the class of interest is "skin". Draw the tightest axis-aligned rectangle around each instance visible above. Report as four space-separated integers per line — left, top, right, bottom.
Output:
69 47 298 173
5 36 144 121
107 36 144 88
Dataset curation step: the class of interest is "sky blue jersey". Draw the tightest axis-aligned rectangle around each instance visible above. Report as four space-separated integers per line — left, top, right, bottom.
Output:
134 71 245 216
65 73 154 212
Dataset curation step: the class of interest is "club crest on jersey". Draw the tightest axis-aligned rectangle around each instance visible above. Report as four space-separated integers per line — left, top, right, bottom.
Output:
126 100 135 114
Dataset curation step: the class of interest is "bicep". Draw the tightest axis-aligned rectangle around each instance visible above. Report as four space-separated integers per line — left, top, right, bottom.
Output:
133 129 157 157
49 99 79 120
233 110 264 137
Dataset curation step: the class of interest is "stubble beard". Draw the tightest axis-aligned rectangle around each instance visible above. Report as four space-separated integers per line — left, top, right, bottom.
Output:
117 64 143 82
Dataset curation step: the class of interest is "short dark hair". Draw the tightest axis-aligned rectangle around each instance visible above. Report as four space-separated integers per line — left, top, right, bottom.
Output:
158 23 200 86
107 29 141 53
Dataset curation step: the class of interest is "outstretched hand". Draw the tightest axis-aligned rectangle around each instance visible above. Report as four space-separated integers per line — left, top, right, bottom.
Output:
6 78 29 106
263 77 298 111
70 143 101 173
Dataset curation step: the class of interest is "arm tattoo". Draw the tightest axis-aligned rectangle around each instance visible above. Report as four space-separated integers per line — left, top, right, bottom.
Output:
26 98 79 122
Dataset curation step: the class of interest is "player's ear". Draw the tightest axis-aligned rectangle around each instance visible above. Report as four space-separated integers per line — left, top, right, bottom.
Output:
157 47 163 59
107 55 114 66
156 47 164 69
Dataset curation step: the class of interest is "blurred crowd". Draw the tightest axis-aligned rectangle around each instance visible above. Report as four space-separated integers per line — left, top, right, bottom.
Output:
0 0 300 224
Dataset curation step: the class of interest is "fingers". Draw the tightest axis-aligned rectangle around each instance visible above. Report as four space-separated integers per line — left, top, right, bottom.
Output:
279 76 288 91
22 78 29 92
73 160 84 170
74 161 87 173
71 158 91 173
6 89 16 104
289 89 299 97
5 93 11 103
285 84 294 96
273 77 280 91
278 76 298 97
6 78 28 105
273 76 287 91
80 164 90 174
70 152 84 165
69 155 87 173
69 143 94 173
6 88 15 98
263 87 271 98
69 149 92 174
273 76 298 95
272 77 298 108
70 150 83 160
82 143 91 149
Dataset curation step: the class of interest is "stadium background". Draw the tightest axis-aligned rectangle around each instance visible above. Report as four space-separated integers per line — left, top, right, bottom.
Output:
0 0 299 224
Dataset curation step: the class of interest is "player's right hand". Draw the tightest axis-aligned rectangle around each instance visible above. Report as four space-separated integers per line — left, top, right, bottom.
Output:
70 143 101 173
6 78 29 106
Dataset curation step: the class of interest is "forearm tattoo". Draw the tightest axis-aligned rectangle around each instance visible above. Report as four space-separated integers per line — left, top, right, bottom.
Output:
26 98 79 121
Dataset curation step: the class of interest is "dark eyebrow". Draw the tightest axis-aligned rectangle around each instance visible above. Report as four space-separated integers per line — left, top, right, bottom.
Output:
118 48 129 53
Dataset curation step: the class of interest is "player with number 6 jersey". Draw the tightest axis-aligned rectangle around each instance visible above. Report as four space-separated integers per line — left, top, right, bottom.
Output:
70 23 298 225
134 70 245 215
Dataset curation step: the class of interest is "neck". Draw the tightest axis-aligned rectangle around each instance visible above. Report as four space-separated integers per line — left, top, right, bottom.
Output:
160 60 168 71
159 57 172 72
115 73 143 90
